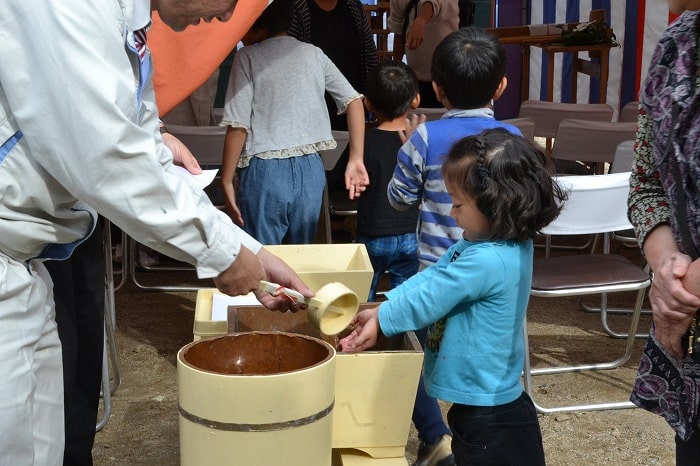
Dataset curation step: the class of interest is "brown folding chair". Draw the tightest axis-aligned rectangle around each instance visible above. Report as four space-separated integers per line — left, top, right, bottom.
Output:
408 107 447 122
127 125 227 291
502 117 536 141
618 101 639 123
550 119 638 175
518 100 614 154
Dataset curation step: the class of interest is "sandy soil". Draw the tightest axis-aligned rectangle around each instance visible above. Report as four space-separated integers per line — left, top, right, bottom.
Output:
91 253 677 466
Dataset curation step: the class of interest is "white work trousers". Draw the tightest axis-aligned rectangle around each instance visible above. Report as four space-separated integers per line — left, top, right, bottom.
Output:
0 254 64 465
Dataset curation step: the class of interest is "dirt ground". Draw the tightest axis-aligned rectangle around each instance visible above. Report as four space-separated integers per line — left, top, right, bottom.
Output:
92 241 677 466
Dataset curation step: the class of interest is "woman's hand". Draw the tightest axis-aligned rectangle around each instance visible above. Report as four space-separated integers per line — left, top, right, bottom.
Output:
221 127 247 226
650 253 700 357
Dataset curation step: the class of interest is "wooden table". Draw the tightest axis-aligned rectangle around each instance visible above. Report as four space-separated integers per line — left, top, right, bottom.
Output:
486 10 613 104
522 42 613 103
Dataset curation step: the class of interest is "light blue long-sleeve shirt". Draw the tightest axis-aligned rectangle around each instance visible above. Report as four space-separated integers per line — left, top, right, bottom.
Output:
378 238 533 406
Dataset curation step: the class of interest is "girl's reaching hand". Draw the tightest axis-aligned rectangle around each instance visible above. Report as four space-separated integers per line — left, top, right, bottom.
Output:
339 306 380 352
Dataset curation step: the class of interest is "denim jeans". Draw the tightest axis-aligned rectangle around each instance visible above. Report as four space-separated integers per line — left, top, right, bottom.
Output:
355 233 419 302
238 154 325 245
413 328 452 445
447 392 545 466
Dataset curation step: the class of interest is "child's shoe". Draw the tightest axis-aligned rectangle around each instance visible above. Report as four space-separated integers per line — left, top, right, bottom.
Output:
413 434 455 466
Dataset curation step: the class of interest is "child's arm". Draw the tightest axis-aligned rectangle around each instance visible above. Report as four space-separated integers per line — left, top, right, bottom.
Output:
388 127 427 210
399 113 427 144
221 127 247 226
339 305 380 352
344 98 370 199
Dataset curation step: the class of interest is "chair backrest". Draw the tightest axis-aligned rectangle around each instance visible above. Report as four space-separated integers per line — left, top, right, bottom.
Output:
212 107 224 125
501 117 536 141
618 101 639 123
609 140 636 174
166 124 226 166
542 172 632 236
550 119 638 164
518 100 614 139
320 130 350 171
409 107 447 122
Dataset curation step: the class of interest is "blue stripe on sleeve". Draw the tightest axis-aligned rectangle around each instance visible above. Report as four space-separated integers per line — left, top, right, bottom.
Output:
0 130 23 163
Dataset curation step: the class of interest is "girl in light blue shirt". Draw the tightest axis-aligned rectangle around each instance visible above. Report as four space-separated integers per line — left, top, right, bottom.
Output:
341 128 566 465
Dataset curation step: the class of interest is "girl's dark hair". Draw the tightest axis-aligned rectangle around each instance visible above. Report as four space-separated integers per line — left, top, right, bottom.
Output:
365 62 418 120
251 0 293 34
431 26 506 109
442 128 566 241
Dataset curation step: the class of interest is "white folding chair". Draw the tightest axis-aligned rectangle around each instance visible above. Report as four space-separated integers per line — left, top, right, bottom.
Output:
523 172 651 413
608 140 639 247
575 140 651 330
536 118 635 252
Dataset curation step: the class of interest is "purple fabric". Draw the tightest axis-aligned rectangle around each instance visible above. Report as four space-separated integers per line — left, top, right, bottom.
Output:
639 10 700 254
631 325 700 441
631 11 700 442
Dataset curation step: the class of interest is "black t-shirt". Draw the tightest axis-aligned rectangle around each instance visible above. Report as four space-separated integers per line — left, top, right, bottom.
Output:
356 128 420 237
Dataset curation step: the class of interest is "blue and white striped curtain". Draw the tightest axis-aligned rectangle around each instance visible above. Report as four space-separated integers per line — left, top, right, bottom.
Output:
527 0 673 114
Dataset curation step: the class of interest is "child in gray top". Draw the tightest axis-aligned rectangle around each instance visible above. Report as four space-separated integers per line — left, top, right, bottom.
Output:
220 0 368 244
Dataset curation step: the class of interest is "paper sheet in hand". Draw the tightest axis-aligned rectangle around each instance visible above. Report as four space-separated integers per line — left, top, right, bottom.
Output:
211 293 261 322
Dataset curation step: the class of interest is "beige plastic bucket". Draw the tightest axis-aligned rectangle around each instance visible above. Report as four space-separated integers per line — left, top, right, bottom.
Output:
177 332 336 466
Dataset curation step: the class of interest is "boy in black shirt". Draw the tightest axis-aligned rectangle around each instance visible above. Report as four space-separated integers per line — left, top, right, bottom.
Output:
356 61 421 302
357 62 455 466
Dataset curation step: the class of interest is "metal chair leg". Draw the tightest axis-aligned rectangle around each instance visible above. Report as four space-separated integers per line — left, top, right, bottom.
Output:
127 236 208 292
97 219 122 432
96 327 112 432
579 262 652 339
522 287 646 413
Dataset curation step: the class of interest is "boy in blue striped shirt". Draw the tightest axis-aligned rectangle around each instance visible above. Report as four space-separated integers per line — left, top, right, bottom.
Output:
388 27 521 270
386 27 521 466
